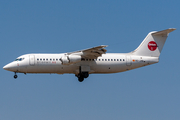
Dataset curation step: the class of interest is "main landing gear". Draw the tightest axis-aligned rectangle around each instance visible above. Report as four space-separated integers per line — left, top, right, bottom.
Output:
76 72 89 82
14 72 18 79
76 66 89 82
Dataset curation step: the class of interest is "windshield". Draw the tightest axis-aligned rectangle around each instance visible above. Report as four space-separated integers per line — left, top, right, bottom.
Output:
14 58 24 61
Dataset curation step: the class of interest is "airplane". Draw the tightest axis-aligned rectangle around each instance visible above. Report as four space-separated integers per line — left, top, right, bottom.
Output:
3 28 176 82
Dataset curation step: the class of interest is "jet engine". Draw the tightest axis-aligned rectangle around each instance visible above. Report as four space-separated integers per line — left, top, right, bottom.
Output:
60 55 81 65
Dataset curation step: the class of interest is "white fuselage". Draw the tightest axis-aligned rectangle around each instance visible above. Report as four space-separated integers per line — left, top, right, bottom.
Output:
3 53 159 75
3 28 175 81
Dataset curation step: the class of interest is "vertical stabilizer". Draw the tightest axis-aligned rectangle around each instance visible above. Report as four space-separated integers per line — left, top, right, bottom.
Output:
131 28 176 57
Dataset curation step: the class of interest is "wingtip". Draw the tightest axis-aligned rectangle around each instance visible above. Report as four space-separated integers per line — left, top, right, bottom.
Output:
101 45 108 47
169 28 176 31
168 28 176 33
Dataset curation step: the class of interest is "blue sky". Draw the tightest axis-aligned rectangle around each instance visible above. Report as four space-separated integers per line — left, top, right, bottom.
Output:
0 0 180 120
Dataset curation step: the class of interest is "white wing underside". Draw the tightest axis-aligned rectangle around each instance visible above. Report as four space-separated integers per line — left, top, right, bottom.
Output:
67 45 108 59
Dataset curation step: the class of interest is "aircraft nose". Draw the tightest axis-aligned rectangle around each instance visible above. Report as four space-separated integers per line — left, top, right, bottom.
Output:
3 64 10 70
3 62 18 71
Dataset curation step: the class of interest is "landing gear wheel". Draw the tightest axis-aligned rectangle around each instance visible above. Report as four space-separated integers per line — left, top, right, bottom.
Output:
78 77 84 82
14 75 18 79
82 72 89 78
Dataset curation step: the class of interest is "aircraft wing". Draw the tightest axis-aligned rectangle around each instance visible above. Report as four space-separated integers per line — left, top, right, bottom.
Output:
67 45 108 59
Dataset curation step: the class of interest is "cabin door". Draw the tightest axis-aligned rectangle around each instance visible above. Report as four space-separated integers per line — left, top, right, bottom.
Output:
29 55 35 66
126 56 132 66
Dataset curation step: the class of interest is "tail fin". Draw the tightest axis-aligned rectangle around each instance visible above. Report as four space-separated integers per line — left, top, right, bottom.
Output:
131 28 176 57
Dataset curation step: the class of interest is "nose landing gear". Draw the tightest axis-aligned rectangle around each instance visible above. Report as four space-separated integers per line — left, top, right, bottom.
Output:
14 72 18 79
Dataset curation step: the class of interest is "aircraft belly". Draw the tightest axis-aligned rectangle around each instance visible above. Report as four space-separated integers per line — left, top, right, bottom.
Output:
26 64 78 74
91 63 127 73
27 66 56 73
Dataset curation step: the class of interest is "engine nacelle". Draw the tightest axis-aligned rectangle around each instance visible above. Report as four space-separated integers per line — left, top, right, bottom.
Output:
60 56 69 65
68 55 81 64
61 55 81 65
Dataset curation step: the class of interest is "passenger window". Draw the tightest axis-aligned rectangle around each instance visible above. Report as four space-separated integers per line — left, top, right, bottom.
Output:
108 59 110 61
46 59 48 61
40 59 42 61
114 59 116 61
120 59 121 61
123 59 125 61
50 59 52 61
56 59 58 61
105 59 107 61
37 59 39 61
111 59 113 61
117 59 119 61
102 59 104 61
43 59 45 61
99 59 100 61
81 58 85 61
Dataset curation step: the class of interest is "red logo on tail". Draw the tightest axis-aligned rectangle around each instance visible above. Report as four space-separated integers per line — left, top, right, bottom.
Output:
148 41 157 51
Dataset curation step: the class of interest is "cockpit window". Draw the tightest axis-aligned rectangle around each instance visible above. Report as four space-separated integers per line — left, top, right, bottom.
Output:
15 58 25 61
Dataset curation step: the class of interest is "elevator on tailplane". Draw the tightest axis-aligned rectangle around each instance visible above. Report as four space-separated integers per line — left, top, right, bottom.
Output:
3 28 176 82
